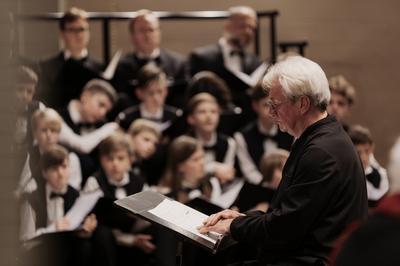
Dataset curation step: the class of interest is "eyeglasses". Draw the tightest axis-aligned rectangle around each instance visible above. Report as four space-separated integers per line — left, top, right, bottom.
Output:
266 99 291 112
64 27 88 34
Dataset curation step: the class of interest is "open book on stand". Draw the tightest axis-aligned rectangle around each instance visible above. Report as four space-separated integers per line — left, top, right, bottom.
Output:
114 190 236 254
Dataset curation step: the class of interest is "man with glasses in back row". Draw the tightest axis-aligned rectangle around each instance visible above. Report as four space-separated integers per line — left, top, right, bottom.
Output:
199 56 368 266
38 7 104 110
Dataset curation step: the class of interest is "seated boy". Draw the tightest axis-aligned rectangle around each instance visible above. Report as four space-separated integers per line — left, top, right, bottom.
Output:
85 133 156 266
58 78 119 154
117 64 182 134
127 119 163 185
234 83 293 184
20 145 97 266
348 125 389 208
17 108 82 195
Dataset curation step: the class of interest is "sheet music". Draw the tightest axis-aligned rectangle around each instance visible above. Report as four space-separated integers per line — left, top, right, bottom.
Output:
224 62 268 87
65 190 103 230
148 198 220 243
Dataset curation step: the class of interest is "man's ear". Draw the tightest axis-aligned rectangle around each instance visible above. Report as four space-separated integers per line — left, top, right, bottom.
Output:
299 96 311 114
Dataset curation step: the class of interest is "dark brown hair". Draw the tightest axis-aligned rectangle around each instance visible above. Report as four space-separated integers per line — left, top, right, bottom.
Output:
17 65 38 86
259 149 289 184
186 92 219 115
348 125 373 145
136 64 167 90
98 132 134 158
40 145 69 171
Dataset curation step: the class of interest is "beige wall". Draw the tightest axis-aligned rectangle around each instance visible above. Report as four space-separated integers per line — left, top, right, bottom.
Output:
18 0 400 165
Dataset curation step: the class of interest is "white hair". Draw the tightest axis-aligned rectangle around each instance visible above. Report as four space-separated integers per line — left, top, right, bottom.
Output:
262 56 331 110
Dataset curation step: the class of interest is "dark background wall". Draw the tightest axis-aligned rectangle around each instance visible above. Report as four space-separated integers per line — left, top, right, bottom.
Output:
16 0 400 166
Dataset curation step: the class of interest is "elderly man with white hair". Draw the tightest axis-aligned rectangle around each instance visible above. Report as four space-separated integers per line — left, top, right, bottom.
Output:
199 56 368 266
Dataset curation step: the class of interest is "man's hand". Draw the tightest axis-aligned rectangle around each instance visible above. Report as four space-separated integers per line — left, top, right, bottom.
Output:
197 209 243 234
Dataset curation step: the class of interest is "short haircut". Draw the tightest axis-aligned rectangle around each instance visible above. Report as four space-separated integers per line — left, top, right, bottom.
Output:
250 82 268 101
40 144 69 171
59 7 88 31
329 75 356 106
259 149 289 183
228 6 257 20
348 125 373 145
186 92 219 115
136 64 167 89
128 9 159 33
128 118 161 140
98 132 134 158
262 55 331 111
31 108 62 133
82 79 117 105
186 71 232 110
17 65 38 86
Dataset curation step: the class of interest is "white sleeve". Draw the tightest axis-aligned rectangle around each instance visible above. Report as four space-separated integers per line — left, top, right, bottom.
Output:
68 152 82 191
223 136 237 167
234 132 263 184
16 154 31 196
366 167 389 201
19 200 56 241
388 137 400 193
59 121 118 154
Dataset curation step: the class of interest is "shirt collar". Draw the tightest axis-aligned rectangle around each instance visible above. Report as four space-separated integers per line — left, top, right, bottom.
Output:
68 100 84 124
107 172 130 187
46 183 67 200
136 48 161 60
64 49 88 60
196 131 217 147
139 103 163 120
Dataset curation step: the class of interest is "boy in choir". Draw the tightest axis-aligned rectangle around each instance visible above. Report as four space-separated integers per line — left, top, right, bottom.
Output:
186 92 244 208
57 78 118 179
348 125 389 208
20 145 97 266
86 133 156 266
327 75 356 131
117 64 182 134
127 118 163 185
234 83 293 184
17 108 82 195
38 7 103 109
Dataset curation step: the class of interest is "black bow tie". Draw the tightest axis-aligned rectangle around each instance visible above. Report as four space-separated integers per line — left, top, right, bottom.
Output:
203 144 217 151
230 50 245 58
136 55 161 66
50 191 66 199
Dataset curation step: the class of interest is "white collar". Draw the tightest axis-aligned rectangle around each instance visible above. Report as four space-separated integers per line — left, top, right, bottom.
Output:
107 172 130 187
64 49 88 60
365 165 373 175
136 48 161 60
68 100 84 124
219 38 236 57
139 103 163 120
46 183 67 199
197 131 217 147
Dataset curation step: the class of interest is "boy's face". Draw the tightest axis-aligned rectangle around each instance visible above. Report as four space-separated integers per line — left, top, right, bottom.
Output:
252 97 272 125
61 18 90 53
80 92 112 123
178 146 205 183
100 149 132 182
327 92 351 122
43 158 70 192
34 120 60 149
188 101 220 134
131 131 159 160
136 81 167 112
355 143 373 170
16 83 35 108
